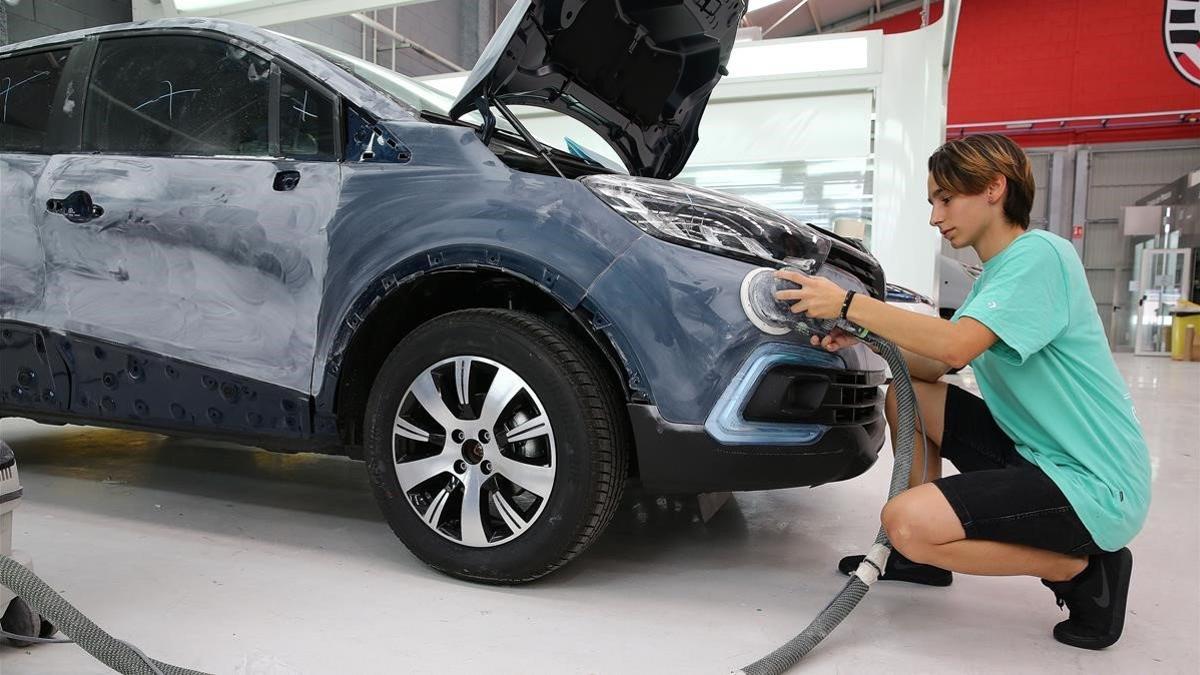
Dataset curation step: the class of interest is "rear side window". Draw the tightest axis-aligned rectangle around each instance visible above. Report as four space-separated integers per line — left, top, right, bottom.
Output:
83 36 271 156
0 49 71 152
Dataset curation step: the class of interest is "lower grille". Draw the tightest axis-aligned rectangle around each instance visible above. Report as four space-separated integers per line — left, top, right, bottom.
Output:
742 365 885 426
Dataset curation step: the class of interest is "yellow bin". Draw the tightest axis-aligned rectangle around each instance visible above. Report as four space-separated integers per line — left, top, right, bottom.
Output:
1170 304 1200 361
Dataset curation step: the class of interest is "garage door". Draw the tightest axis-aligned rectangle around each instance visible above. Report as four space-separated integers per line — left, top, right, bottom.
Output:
1083 145 1200 348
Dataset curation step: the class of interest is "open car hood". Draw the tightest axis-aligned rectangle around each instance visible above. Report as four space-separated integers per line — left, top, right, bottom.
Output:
450 0 747 180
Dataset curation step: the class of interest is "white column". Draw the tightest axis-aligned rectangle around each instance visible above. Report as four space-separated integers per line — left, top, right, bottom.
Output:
871 16 953 300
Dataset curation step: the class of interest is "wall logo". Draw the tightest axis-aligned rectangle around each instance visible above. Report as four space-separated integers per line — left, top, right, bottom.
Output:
1165 0 1200 86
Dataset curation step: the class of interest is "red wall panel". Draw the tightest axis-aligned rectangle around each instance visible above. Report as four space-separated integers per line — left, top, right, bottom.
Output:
864 0 1200 146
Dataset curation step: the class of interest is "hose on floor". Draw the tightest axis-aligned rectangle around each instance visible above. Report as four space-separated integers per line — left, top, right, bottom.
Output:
0 554 209 675
736 334 919 674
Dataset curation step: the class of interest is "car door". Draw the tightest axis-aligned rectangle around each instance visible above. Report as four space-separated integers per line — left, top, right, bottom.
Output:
0 43 78 414
34 32 341 396
0 44 75 313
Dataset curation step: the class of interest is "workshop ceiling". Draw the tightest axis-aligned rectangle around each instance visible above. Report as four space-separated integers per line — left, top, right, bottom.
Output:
139 0 438 26
146 1 936 37
744 0 931 38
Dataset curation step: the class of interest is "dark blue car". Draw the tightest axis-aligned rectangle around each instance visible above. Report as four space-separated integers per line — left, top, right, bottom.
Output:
0 1 886 582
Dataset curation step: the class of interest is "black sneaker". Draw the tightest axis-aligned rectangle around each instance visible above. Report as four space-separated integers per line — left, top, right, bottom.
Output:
1041 548 1133 650
837 550 953 586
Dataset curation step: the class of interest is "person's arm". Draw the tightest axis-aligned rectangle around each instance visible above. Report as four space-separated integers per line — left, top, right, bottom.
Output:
775 270 998 370
808 330 950 381
846 293 997 369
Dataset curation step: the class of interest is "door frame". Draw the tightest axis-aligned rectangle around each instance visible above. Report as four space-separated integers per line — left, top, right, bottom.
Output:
1133 247 1193 356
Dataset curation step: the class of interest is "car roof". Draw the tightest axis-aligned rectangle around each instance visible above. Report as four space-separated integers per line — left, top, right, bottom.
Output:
0 17 412 122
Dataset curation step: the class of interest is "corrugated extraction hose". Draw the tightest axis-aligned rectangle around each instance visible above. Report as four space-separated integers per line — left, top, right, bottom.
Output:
736 335 918 675
0 554 209 675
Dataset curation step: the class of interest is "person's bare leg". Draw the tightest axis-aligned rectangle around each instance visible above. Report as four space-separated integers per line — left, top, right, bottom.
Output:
882 484 1088 581
884 380 949 487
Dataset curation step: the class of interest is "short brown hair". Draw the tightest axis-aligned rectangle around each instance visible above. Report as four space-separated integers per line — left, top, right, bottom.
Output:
928 133 1035 229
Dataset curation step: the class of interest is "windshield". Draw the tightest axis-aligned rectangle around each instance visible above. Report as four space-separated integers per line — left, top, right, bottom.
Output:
278 32 456 115
274 33 625 174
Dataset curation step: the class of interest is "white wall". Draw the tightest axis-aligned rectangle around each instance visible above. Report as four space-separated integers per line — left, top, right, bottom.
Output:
3 0 131 45
698 21 952 299
267 14 364 59
688 93 874 165
871 19 951 300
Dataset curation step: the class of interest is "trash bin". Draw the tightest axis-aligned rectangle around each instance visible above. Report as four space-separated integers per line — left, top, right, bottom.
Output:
1170 302 1200 361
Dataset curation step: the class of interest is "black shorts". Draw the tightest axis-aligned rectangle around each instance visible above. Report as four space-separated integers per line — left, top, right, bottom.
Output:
932 385 1102 556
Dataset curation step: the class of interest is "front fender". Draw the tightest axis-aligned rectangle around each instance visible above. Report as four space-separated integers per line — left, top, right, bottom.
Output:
311 120 643 405
315 246 591 390
585 236 885 424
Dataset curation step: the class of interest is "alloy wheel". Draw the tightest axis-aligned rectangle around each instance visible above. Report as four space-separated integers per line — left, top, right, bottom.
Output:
391 356 557 547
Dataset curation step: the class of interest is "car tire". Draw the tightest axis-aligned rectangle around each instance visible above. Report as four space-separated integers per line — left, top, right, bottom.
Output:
363 308 628 584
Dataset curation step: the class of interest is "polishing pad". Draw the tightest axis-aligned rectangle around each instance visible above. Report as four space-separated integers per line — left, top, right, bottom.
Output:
739 267 795 335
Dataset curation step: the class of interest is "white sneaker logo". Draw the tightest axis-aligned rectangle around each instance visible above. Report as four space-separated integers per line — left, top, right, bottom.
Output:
988 301 998 309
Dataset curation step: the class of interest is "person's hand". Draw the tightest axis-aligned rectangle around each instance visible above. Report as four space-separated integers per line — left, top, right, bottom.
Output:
773 269 849 320
809 327 860 352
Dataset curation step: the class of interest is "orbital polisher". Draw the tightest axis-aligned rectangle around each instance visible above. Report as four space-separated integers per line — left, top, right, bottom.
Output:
739 265 869 338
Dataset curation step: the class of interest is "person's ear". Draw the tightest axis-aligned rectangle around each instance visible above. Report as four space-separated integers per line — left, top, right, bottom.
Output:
986 174 1007 206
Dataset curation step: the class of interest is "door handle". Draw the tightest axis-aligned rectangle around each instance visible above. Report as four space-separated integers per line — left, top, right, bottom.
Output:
273 170 301 191
46 190 104 223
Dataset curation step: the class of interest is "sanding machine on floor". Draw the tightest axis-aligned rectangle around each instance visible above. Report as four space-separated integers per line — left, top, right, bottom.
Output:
0 439 208 674
0 440 57 646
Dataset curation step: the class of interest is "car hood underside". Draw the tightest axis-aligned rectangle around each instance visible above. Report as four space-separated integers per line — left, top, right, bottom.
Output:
450 0 747 180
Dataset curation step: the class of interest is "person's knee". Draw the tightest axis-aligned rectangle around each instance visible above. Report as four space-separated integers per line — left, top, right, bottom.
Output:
881 496 931 562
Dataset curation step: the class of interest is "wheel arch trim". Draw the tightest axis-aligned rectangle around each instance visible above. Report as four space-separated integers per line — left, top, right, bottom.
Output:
312 245 652 439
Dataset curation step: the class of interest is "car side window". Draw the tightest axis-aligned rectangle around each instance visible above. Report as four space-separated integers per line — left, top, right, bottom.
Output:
83 35 271 156
279 68 336 161
0 48 71 153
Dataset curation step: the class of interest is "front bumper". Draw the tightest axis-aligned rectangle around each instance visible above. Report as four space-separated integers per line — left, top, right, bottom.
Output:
631 401 885 494
631 341 886 493
583 235 887 492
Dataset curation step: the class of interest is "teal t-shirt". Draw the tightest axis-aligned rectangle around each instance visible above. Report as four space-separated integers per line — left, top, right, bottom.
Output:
951 230 1150 552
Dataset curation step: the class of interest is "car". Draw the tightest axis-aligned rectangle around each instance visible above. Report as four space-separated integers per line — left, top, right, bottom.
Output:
886 282 939 317
938 254 982 318
0 2 887 583
885 282 971 374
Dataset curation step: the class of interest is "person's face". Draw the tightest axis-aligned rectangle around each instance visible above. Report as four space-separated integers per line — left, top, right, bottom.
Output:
927 173 1001 249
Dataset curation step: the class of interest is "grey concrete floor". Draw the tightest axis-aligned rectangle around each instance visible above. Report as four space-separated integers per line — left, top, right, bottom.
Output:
0 353 1196 674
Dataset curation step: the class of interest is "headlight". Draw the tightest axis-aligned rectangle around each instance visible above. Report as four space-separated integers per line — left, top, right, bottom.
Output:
582 174 831 270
